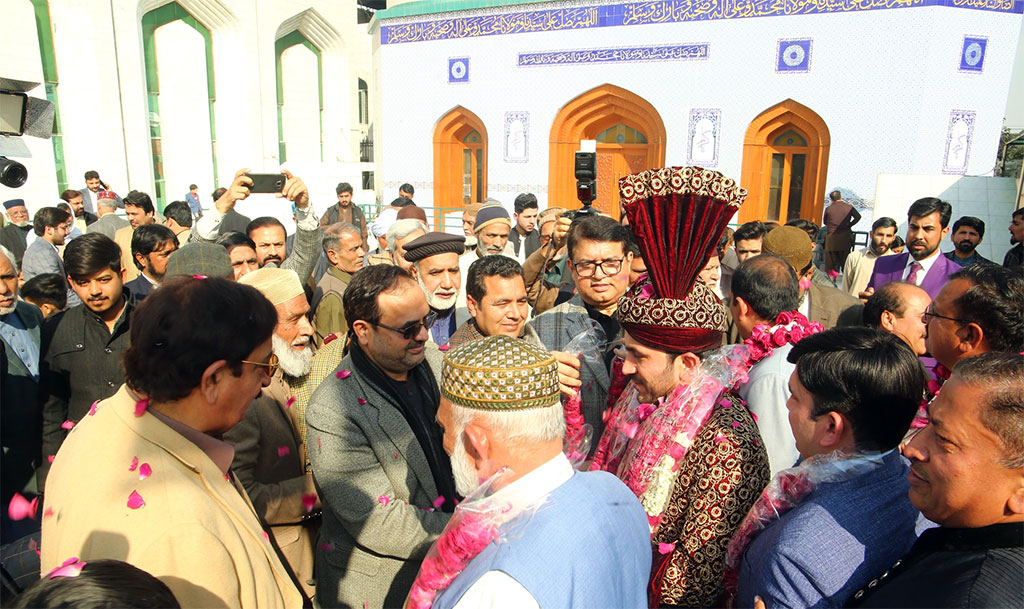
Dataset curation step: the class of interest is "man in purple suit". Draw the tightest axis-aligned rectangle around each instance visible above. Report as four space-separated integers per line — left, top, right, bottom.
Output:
861 198 959 302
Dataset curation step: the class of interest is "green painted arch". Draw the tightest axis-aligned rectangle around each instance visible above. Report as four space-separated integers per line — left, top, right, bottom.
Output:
141 1 218 210
275 31 324 163
30 0 68 194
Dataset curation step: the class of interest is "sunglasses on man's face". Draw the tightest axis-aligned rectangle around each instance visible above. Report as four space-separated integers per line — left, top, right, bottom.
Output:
372 311 438 340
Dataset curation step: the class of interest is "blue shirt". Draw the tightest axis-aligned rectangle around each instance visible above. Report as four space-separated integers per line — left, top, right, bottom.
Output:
1 307 40 380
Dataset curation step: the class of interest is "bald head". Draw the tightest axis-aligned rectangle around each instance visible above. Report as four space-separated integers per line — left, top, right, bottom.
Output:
864 281 931 356
730 254 800 336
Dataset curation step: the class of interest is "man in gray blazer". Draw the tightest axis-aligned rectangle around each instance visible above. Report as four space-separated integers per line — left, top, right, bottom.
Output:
21 207 79 308
85 192 129 239
77 170 122 214
306 264 454 609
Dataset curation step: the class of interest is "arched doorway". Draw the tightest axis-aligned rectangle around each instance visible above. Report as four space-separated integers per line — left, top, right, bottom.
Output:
433 106 487 226
739 99 830 224
549 85 666 219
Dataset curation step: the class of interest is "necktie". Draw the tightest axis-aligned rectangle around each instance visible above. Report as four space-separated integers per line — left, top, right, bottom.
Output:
907 262 923 285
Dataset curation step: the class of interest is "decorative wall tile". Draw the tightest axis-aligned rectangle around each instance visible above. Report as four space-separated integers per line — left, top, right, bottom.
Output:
959 35 987 73
517 43 708 67
942 110 975 174
686 108 721 167
448 57 470 83
504 111 529 163
776 38 812 73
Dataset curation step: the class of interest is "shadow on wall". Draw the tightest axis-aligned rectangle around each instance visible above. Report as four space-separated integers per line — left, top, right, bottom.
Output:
873 174 1018 263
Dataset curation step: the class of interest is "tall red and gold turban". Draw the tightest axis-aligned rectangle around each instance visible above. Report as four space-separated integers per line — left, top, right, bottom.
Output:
616 167 747 353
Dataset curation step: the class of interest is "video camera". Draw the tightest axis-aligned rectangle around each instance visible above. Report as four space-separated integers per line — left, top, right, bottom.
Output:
563 150 598 223
1 77 57 188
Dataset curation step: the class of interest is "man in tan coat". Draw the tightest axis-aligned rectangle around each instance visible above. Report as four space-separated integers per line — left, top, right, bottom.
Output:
114 190 158 282
229 267 321 601
41 276 303 608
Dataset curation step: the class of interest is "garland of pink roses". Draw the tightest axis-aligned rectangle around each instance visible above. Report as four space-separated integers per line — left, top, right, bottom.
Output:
406 510 502 609
741 311 824 373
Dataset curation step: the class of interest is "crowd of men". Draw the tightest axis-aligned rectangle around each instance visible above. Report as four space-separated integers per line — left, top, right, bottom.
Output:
0 166 1022 609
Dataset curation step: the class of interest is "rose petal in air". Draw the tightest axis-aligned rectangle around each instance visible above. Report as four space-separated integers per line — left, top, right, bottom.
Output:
750 412 759 422
60 420 74 430
134 399 149 417
302 493 317 512
126 490 145 509
7 493 38 520
336 369 351 379
285 397 296 409
432 495 445 509
439 343 450 351
47 455 55 463
658 542 676 555
88 401 98 416
377 495 390 507
277 446 291 457
129 457 138 472
43 507 54 518
263 531 270 541
138 463 152 480
357 398 367 405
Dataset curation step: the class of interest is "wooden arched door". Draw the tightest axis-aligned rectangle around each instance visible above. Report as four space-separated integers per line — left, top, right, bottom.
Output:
434 107 488 225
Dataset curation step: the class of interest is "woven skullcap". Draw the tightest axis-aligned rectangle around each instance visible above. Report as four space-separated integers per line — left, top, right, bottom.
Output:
371 208 399 238
97 190 117 201
403 232 466 262
441 335 560 411
762 225 813 272
3 199 26 210
473 203 511 233
239 267 304 306
165 242 232 279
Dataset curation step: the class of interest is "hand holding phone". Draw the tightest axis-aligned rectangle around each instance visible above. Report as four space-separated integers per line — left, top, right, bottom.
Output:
245 173 287 194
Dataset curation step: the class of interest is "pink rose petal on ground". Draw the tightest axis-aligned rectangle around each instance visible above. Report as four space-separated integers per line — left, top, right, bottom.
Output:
731 421 742 428
88 401 98 416
47 455 55 464
658 542 676 555
302 493 317 512
285 397 296 409
138 463 152 480
277 446 291 457
439 343 450 351
43 507 54 518
7 493 38 520
47 557 86 579
320 542 334 552
60 420 74 430
336 369 351 379
377 495 390 507
317 436 322 449
134 399 149 417
128 457 138 472
432 495 445 509
126 490 145 509
357 398 367 405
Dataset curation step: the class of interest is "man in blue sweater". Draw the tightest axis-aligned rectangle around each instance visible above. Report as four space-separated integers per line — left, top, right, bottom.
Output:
735 327 927 608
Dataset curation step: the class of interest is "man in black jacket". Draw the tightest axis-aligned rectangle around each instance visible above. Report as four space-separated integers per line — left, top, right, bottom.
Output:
38 234 134 490
850 352 1023 608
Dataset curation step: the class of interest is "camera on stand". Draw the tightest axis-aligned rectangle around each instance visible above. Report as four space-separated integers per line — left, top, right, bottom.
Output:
0 77 58 188
563 150 598 223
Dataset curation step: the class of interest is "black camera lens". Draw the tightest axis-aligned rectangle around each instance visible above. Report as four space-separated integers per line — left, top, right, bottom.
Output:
0 156 27 188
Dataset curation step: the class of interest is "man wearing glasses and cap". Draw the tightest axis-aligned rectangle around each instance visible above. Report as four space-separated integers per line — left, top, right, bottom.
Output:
306 264 455 609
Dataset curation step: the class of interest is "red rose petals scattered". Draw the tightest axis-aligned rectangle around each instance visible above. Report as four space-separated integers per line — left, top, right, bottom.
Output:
60 420 74 430
43 507 54 518
277 446 291 457
658 542 676 555
439 343 450 351
47 455 55 463
128 457 138 472
134 399 149 417
377 495 390 507
286 397 296 409
126 490 145 509
302 493 317 512
138 463 152 481
357 398 367 405
319 542 335 552
432 495 445 509
7 493 38 520
336 369 351 379
88 401 98 416
317 436 322 449
47 557 86 579
731 421 742 428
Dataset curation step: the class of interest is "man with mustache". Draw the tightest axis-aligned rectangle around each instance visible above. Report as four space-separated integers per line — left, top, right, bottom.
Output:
862 197 960 301
404 232 469 346
943 215 996 268
429 335 650 608
113 190 158 283
473 202 513 258
226 267 320 601
1 199 34 268
306 264 455 609
849 352 1023 608
447 254 542 350
843 217 897 297
312 223 365 346
38 234 135 490
863 281 931 356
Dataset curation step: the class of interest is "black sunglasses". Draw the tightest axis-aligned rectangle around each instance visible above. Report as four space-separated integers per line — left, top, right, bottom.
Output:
372 311 438 340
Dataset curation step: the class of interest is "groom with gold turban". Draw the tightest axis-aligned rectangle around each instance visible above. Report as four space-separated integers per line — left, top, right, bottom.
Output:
591 167 770 607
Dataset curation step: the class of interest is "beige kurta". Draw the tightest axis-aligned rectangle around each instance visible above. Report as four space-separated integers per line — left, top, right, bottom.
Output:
41 385 304 609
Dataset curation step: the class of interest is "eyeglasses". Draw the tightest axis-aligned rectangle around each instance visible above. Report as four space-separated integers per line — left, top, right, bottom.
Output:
924 306 970 325
241 353 279 376
571 256 625 278
373 311 438 340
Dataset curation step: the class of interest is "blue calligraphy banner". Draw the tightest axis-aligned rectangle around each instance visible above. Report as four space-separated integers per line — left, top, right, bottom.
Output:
517 43 709 66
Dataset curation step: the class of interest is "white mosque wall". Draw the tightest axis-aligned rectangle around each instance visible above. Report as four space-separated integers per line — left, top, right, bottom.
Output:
373 2 1023 217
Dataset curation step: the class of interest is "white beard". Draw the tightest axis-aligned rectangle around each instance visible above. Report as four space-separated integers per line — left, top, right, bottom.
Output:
273 334 313 377
417 275 457 311
451 434 482 497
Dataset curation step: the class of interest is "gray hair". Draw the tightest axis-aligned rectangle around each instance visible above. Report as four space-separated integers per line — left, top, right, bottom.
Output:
0 244 16 271
322 222 362 253
97 197 118 211
385 219 428 254
954 352 1024 469
449 400 566 458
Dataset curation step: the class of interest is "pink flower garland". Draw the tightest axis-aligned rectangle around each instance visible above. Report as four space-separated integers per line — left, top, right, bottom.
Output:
561 390 585 441
741 311 824 373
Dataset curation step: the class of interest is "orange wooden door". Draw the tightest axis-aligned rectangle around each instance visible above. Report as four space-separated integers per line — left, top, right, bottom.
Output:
595 145 648 219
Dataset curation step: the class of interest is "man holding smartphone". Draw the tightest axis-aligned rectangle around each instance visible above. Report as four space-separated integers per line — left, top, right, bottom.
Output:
191 169 321 285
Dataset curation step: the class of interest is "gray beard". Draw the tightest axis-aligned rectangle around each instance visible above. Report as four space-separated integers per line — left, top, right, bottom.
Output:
273 334 313 377
451 434 481 497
